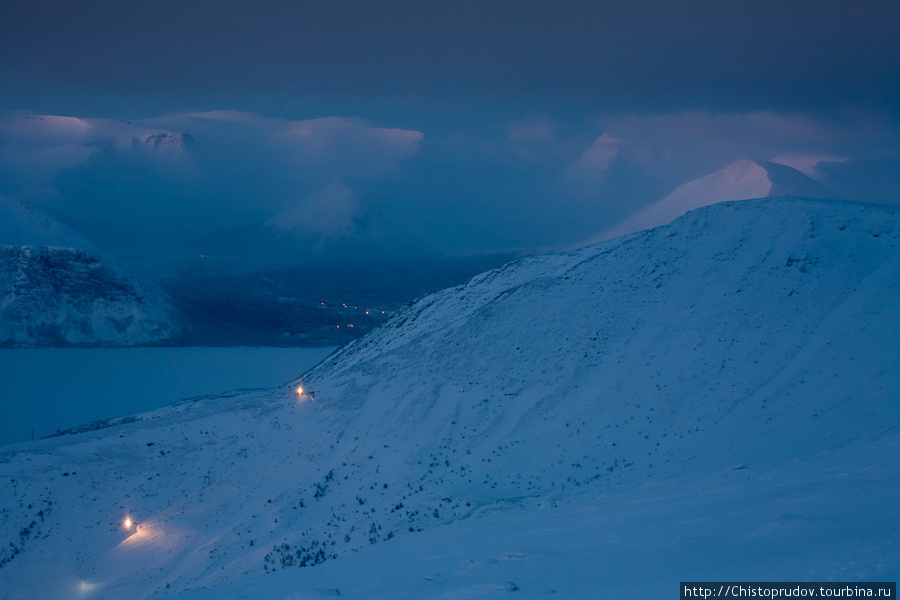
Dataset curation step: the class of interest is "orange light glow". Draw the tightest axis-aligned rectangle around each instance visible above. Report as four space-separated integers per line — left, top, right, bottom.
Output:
296 385 304 396
124 517 133 530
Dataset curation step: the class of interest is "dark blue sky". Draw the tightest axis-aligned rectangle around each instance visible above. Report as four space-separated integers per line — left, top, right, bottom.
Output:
2 0 898 118
0 0 898 261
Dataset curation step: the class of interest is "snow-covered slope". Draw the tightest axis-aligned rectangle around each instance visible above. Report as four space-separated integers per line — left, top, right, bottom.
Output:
0 198 897 599
581 159 832 246
0 246 180 347
0 198 180 347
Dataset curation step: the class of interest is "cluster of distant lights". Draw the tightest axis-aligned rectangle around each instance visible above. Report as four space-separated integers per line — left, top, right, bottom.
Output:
321 301 386 320
337 309 386 328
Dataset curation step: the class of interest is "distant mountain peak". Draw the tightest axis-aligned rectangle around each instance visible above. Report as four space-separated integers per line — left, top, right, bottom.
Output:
135 131 194 149
579 158 833 247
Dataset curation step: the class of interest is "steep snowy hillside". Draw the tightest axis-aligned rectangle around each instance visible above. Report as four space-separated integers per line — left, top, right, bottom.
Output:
0 246 179 347
0 198 179 347
0 198 897 599
581 159 832 246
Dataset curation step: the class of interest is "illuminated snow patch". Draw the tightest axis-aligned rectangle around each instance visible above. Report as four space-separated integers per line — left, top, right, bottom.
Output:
118 521 165 548
77 579 101 596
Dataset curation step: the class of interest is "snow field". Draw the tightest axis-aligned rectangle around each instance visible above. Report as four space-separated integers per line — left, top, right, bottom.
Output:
0 198 897 599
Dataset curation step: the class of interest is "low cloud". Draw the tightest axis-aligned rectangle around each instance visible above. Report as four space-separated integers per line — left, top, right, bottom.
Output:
278 117 422 177
0 108 894 260
266 183 361 245
594 110 895 177
0 115 99 192
0 111 423 253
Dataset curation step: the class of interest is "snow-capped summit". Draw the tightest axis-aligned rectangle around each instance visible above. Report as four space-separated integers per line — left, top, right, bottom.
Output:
580 159 832 246
134 131 194 150
0 197 896 598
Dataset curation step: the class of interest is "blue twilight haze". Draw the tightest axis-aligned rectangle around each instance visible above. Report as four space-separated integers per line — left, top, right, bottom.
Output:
0 0 897 261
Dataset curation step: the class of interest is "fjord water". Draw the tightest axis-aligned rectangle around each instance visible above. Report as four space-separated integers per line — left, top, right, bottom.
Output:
0 346 335 446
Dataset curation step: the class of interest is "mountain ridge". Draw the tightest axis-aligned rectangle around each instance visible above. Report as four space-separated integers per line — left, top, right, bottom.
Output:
0 197 897 598
579 159 834 247
0 245 180 347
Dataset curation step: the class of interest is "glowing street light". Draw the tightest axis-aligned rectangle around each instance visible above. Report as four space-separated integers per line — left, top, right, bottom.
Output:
123 517 133 530
296 385 304 397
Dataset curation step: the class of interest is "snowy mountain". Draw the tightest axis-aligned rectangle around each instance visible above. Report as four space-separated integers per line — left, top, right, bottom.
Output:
0 198 180 347
0 246 180 347
134 132 193 151
0 113 193 155
0 197 897 598
580 159 832 246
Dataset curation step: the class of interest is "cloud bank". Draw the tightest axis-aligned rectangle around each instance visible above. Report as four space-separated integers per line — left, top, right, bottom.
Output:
0 108 896 262
0 111 423 254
